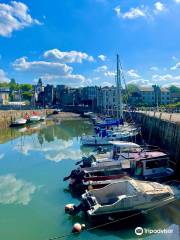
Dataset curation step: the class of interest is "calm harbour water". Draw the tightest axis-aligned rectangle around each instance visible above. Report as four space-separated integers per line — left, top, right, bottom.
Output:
0 120 179 240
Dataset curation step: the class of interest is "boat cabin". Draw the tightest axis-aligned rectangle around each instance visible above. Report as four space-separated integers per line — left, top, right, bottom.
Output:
109 141 141 160
130 154 172 178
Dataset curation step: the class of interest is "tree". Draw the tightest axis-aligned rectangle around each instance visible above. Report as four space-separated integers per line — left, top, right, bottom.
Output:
169 85 180 94
20 83 33 92
22 91 33 101
127 84 139 94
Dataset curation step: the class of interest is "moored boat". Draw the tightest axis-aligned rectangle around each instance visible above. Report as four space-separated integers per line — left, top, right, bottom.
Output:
10 118 27 127
28 115 41 123
65 179 175 220
64 141 174 192
81 129 140 146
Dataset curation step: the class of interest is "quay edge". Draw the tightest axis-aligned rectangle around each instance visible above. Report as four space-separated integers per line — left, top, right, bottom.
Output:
128 111 180 175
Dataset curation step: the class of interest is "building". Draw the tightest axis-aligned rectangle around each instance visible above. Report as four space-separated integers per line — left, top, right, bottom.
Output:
170 92 180 103
44 84 55 107
139 86 155 106
128 86 171 107
81 86 99 109
0 88 10 105
160 88 170 105
97 86 117 114
55 85 68 106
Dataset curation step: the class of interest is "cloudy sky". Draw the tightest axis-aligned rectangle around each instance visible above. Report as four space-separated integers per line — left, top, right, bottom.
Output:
0 0 180 87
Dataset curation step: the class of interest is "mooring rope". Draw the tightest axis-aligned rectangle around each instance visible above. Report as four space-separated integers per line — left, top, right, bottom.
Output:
48 179 180 240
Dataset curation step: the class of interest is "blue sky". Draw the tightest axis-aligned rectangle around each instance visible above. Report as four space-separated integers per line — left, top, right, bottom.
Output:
0 0 180 87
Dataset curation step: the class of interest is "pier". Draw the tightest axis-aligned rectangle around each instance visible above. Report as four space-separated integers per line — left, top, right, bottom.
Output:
130 111 180 172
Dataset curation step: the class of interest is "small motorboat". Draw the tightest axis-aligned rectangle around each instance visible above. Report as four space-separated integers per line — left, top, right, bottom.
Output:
65 179 175 220
29 115 41 123
40 115 46 121
11 118 27 127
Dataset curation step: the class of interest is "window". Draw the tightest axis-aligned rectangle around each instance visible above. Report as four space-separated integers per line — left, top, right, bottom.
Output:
146 159 167 169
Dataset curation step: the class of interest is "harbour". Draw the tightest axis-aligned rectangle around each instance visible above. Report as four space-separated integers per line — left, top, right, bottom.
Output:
0 119 179 240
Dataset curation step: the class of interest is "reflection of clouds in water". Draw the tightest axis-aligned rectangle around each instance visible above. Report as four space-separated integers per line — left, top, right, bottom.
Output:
14 139 82 162
14 140 73 156
45 149 82 162
0 174 37 205
0 153 5 160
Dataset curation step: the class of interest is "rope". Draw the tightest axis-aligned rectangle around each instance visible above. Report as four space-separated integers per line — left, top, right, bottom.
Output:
48 181 180 240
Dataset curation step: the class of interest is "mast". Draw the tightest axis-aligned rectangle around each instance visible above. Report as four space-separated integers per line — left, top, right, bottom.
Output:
116 54 123 120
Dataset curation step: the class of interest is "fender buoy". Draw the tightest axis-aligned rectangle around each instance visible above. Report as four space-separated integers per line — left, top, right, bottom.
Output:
72 223 85 233
65 204 74 213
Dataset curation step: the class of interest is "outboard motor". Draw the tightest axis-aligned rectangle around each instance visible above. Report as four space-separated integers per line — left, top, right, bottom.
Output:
65 203 84 216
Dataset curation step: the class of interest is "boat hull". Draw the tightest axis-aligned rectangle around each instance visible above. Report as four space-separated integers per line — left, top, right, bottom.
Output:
85 197 175 221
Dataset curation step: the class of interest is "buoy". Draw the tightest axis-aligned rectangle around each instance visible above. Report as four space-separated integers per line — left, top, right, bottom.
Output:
72 223 85 233
65 203 74 213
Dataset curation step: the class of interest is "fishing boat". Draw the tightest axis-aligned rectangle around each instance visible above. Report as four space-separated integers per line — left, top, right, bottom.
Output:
11 118 27 127
65 179 175 220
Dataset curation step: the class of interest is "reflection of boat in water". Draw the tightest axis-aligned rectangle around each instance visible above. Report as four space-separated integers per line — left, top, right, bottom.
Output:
17 126 28 133
65 179 176 220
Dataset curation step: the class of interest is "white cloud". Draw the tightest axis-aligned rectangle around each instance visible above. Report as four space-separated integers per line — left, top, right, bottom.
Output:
40 73 86 84
127 69 141 79
122 7 146 19
13 57 72 74
151 74 180 86
12 57 86 84
171 62 180 70
0 1 41 37
114 3 167 21
44 49 94 63
0 174 37 205
174 0 180 3
104 71 116 77
98 54 107 61
114 6 121 16
127 79 150 86
102 81 113 87
95 65 108 72
0 69 10 82
154 2 166 13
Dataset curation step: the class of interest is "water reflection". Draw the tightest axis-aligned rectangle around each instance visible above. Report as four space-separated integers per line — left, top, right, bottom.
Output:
0 174 37 205
11 120 93 162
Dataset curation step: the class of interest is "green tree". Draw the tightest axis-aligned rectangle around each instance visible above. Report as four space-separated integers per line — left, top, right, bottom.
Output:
169 85 180 94
22 91 33 101
20 83 33 92
127 84 139 94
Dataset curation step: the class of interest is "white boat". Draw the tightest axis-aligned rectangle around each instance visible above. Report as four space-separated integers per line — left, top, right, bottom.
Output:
29 115 41 122
81 129 139 146
66 179 175 219
11 118 27 127
40 115 46 121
